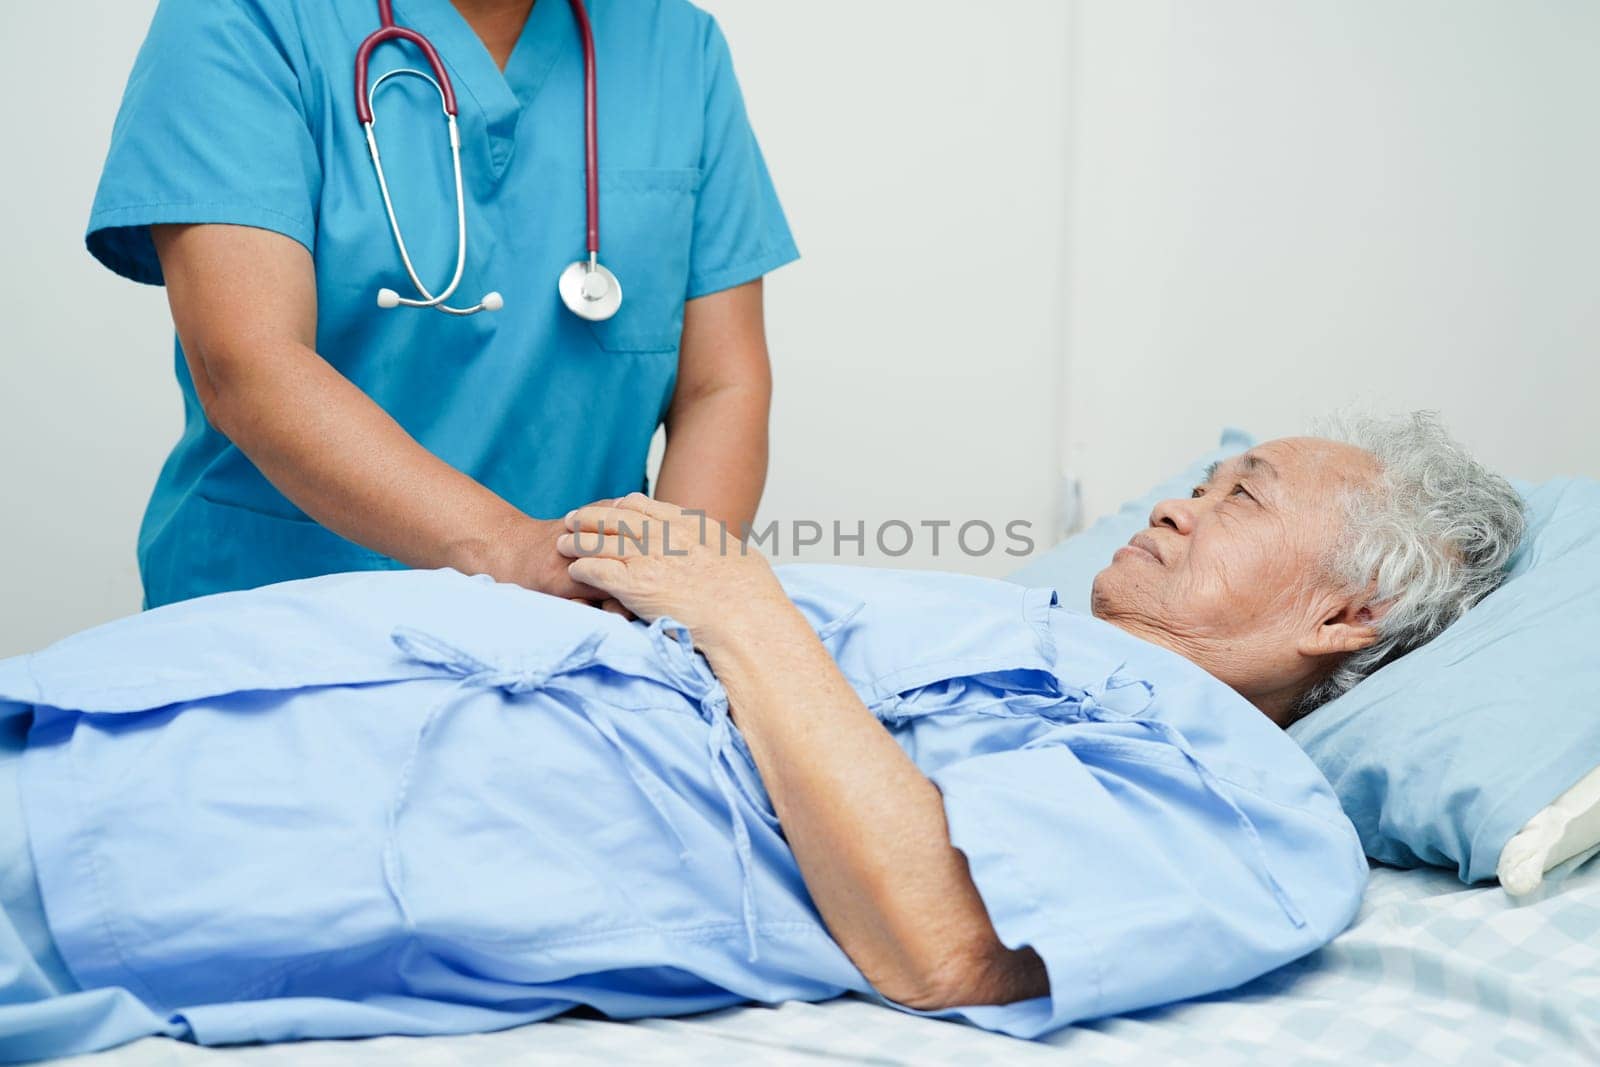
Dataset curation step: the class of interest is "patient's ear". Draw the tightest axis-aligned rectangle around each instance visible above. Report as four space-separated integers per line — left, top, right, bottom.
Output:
1300 591 1386 658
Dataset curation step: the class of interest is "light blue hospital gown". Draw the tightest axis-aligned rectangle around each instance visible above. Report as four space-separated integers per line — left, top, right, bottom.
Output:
0 566 1367 1058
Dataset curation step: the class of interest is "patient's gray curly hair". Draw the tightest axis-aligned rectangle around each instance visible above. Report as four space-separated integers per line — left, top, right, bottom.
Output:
1289 410 1527 724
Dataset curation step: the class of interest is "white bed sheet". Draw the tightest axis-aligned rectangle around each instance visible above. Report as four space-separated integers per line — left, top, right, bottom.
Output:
54 849 1600 1066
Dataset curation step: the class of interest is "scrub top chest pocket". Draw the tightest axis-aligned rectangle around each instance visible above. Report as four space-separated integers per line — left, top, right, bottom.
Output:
586 169 699 354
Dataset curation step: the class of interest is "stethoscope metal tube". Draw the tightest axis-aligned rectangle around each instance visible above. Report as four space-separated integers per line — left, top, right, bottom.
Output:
355 0 621 321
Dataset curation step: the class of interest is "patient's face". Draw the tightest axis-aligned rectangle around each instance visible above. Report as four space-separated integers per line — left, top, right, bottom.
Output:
1091 436 1381 723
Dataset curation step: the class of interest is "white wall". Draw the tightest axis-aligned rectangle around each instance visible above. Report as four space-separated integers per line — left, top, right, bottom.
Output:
693 1 1071 573
0 1 1071 656
0 3 177 657
1061 0 1600 520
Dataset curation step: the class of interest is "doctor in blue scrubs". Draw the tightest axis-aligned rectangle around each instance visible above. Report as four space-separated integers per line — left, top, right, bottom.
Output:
86 0 797 609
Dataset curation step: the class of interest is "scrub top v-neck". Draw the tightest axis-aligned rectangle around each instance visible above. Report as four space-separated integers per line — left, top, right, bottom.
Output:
85 0 798 609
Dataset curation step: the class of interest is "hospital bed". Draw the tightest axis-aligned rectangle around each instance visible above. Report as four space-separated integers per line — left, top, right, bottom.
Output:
44 847 1600 1065
13 438 1600 1064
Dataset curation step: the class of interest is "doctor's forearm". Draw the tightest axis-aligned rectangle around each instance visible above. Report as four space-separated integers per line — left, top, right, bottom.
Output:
204 340 532 575
654 279 772 530
152 222 577 595
654 383 769 531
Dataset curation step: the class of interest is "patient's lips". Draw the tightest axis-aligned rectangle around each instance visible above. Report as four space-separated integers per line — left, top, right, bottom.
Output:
1115 532 1164 564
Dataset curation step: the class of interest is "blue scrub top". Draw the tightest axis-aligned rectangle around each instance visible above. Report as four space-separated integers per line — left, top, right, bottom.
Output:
86 0 798 609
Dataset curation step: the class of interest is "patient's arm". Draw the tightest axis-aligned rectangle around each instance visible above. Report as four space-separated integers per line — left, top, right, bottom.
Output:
703 595 1049 1010
558 495 1048 1011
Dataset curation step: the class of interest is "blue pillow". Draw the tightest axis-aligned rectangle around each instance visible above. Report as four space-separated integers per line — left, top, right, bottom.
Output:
1009 433 1600 886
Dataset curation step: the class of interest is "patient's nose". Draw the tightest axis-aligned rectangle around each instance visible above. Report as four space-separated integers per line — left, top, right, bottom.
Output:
1150 497 1196 535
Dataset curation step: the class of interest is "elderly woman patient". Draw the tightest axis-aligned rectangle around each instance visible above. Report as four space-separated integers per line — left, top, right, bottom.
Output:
0 412 1524 1056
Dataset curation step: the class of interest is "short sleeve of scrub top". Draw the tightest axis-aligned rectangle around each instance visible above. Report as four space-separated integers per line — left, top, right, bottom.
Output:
685 16 798 299
85 0 320 283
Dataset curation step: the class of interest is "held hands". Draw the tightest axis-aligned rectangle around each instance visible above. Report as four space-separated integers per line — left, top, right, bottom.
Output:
556 493 787 645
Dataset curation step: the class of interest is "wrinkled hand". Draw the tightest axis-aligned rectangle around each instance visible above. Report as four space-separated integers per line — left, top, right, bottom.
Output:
556 492 786 644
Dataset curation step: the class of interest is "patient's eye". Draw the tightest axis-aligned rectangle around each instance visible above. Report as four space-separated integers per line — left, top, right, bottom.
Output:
1230 483 1255 501
1191 486 1205 499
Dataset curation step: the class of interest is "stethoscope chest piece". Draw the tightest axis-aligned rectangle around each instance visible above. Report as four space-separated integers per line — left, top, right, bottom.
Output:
559 259 623 321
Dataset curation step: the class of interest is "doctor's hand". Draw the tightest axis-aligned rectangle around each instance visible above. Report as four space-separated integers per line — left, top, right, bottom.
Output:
556 492 787 647
476 515 609 602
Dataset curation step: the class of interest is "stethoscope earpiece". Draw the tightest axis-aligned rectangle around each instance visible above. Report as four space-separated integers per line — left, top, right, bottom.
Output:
376 286 502 314
357 0 613 322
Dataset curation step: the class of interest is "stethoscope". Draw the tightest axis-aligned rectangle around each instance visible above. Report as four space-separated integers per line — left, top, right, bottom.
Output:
355 0 622 320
